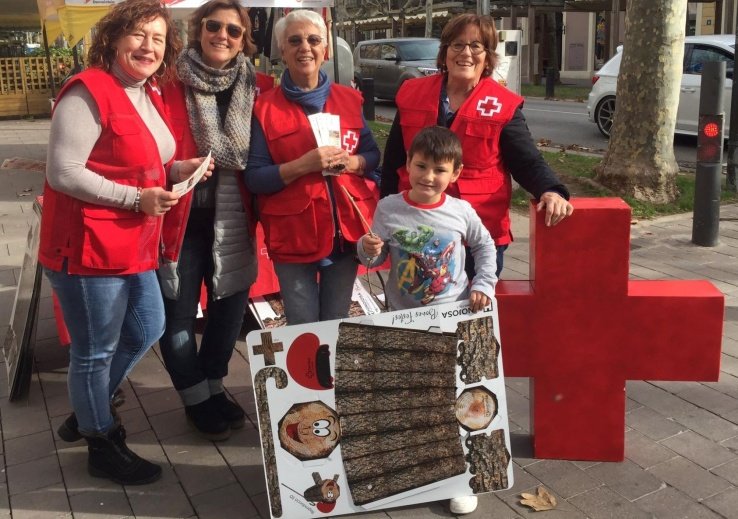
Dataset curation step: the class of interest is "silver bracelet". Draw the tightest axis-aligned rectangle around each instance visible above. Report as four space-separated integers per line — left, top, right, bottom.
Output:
133 187 142 212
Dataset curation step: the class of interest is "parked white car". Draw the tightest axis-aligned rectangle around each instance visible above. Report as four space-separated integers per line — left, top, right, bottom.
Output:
587 35 735 138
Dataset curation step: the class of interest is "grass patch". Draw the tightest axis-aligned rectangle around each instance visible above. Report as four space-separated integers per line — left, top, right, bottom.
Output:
512 150 738 219
367 123 738 220
520 83 591 102
368 120 392 159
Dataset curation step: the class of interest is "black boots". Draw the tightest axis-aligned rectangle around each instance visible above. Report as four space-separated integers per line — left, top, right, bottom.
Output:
58 388 126 442
209 392 245 429
185 399 232 441
184 393 246 441
57 406 121 443
84 425 161 485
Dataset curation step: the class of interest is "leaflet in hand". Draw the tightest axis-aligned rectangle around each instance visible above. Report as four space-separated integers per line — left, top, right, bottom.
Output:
308 113 342 176
172 151 212 197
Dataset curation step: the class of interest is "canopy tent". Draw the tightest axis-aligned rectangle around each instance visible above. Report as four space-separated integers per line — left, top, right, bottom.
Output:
37 0 116 47
36 0 334 47
0 0 42 30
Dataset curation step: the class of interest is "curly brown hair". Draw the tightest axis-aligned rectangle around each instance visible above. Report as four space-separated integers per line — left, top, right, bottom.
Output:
87 0 181 84
187 0 257 58
437 13 498 78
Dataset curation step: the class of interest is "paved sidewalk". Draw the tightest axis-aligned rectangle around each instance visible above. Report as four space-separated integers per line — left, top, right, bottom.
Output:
0 118 737 518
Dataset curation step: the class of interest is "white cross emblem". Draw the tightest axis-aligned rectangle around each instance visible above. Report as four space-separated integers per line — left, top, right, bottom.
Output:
476 96 502 117
342 130 359 153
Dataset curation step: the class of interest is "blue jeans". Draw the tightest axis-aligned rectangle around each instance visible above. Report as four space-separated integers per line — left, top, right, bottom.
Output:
274 252 358 325
158 214 249 406
45 267 164 435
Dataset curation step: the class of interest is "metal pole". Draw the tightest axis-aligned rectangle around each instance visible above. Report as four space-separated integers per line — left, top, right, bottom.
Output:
360 77 375 121
42 24 56 98
693 61 726 247
609 0 619 59
545 66 555 98
330 6 339 84
727 18 738 191
72 45 80 70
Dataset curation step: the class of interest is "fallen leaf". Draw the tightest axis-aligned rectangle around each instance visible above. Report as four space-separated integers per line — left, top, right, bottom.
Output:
520 485 557 512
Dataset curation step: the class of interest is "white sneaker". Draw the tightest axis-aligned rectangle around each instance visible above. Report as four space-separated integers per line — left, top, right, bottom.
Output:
449 495 478 514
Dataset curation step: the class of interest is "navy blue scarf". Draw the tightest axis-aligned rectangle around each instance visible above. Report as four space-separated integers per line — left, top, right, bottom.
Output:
280 69 331 114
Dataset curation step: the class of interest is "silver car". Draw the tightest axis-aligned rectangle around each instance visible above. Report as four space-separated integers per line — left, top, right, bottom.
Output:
353 37 440 100
587 34 735 137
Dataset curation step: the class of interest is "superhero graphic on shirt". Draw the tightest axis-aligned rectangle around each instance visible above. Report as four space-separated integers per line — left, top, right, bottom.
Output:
393 225 456 305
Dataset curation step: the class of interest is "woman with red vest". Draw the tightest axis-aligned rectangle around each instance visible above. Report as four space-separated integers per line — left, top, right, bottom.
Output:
40 0 212 485
158 0 273 443
245 9 380 325
382 14 574 284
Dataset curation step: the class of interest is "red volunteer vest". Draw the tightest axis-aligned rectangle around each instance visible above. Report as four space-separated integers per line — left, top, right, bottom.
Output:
38 68 172 275
395 75 523 245
252 84 377 263
256 72 275 96
159 72 276 262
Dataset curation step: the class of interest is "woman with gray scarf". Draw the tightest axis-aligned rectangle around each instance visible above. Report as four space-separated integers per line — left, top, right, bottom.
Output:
159 0 264 441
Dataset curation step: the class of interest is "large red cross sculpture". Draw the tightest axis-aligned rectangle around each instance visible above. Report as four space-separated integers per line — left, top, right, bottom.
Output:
496 198 724 461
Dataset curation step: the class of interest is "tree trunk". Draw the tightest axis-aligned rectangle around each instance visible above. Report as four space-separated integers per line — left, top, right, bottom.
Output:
425 0 433 38
594 0 686 203
544 12 560 83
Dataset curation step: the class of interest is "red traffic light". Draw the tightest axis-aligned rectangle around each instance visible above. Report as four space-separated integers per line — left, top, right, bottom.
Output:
697 114 724 163
703 122 720 138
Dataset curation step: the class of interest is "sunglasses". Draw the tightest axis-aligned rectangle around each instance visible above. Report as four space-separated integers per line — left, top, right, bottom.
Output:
202 19 245 39
286 34 323 47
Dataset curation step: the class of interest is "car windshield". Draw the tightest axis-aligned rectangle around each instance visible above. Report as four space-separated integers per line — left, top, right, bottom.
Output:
399 40 440 60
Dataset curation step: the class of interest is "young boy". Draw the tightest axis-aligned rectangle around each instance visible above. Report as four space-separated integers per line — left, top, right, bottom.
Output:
358 125 497 313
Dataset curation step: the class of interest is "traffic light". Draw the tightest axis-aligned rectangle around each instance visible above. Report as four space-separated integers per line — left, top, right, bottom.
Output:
697 114 724 164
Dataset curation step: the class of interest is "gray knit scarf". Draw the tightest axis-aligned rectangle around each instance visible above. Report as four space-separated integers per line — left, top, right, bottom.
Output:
176 48 255 170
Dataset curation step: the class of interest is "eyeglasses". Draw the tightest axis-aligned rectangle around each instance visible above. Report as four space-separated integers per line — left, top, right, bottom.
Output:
448 41 487 55
202 19 245 39
286 34 323 47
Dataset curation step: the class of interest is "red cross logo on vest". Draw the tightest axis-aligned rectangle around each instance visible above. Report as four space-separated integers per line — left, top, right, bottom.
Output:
476 96 502 117
342 130 359 153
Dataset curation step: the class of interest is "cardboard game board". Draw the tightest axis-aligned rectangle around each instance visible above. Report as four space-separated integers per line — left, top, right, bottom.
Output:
246 300 513 518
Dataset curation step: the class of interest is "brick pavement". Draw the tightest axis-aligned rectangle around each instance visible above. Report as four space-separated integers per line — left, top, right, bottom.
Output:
0 118 737 518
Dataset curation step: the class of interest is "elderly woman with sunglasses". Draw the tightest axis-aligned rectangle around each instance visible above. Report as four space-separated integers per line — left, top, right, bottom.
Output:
158 0 274 441
245 9 380 325
382 14 573 287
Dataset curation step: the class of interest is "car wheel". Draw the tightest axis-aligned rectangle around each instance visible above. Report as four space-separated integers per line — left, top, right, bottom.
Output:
595 96 616 138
